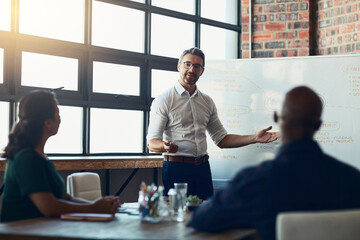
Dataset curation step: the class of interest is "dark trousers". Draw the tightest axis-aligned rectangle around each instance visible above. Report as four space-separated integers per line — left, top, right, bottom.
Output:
162 160 214 200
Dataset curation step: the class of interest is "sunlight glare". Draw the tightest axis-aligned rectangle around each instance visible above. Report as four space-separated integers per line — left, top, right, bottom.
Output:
19 0 84 43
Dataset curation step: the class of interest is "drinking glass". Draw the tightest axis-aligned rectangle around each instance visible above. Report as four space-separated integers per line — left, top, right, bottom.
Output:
174 183 187 222
168 188 178 218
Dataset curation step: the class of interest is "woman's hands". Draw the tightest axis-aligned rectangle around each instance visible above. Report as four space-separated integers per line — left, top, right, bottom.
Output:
92 196 120 214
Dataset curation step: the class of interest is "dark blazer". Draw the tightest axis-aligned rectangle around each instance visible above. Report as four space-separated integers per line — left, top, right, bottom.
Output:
187 138 360 240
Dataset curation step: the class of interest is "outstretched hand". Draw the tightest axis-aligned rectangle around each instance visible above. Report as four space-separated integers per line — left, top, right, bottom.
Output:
254 126 280 143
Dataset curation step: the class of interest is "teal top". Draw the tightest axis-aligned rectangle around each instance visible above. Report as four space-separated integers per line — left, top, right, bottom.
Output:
1 148 65 222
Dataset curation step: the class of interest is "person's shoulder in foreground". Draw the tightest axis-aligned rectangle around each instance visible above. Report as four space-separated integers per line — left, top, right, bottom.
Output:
186 157 275 230
187 139 360 240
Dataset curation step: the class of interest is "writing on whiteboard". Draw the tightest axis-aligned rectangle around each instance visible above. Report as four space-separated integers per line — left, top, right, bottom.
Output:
198 55 360 180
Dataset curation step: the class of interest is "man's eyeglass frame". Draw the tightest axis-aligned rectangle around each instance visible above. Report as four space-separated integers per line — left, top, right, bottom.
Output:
182 61 204 72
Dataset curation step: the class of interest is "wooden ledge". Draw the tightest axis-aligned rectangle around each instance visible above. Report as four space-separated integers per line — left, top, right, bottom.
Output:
0 156 163 172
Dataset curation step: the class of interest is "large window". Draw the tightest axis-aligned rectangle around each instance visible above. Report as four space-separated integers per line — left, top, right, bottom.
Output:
92 1 145 52
0 0 241 156
201 25 238 60
0 102 9 152
45 106 83 154
151 0 195 15
151 69 178 98
151 14 195 58
0 48 3 84
19 0 85 43
201 0 238 25
93 62 140 96
90 108 143 153
0 0 11 32
21 52 78 90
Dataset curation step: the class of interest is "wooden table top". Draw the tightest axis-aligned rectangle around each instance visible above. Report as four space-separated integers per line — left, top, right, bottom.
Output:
0 156 163 171
0 213 260 240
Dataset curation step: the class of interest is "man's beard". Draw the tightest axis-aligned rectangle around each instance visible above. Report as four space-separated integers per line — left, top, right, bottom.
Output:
182 73 197 85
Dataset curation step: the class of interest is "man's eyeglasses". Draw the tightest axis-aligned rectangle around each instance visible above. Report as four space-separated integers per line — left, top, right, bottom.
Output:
183 61 204 71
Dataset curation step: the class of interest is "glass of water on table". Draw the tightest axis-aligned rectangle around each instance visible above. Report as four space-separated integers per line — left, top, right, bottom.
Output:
174 183 188 222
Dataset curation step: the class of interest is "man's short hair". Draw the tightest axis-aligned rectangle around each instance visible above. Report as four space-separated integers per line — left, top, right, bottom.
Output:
179 47 205 67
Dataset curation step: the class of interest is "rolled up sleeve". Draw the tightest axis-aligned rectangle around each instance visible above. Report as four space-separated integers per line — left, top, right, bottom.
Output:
206 103 228 145
147 96 168 143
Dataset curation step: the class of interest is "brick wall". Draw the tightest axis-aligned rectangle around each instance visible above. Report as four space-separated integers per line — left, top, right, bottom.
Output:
241 0 360 58
317 0 360 55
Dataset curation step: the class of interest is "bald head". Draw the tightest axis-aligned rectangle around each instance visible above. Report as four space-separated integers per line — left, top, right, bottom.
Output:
280 86 323 142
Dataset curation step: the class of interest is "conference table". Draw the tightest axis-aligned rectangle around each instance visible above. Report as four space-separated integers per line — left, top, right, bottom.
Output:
0 211 261 240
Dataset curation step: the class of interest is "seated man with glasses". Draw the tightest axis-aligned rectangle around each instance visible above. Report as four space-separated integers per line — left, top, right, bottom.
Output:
187 86 360 240
147 47 279 200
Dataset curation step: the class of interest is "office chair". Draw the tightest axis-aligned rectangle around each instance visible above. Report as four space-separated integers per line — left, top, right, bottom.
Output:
66 172 102 201
277 209 360 240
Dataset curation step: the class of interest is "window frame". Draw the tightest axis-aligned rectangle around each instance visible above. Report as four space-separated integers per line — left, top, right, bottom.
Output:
0 0 242 156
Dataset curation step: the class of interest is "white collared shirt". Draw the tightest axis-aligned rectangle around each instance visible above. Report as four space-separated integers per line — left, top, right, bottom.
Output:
147 81 228 157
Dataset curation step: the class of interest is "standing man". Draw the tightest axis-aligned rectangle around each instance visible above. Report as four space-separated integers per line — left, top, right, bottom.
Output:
147 47 278 200
187 86 360 240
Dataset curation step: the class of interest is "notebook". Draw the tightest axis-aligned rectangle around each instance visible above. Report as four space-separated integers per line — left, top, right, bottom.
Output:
60 213 115 221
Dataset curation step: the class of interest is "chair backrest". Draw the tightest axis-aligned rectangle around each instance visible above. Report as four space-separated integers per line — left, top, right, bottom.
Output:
66 172 102 201
277 209 360 240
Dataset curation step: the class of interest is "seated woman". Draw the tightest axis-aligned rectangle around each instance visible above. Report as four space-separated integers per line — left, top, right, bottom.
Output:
1 90 120 222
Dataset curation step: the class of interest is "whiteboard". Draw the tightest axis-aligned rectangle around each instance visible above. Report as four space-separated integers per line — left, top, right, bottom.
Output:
197 55 360 182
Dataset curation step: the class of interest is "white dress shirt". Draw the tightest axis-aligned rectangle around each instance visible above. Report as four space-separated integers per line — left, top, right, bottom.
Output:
147 81 227 157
